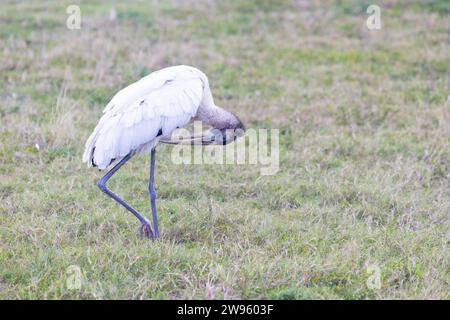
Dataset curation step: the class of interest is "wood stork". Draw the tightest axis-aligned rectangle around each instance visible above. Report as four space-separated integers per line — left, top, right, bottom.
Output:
83 65 245 239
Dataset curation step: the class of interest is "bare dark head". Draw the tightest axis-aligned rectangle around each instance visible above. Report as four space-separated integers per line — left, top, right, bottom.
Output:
196 104 245 145
212 110 245 145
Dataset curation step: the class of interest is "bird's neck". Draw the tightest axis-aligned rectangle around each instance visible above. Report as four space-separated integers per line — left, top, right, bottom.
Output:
196 104 235 129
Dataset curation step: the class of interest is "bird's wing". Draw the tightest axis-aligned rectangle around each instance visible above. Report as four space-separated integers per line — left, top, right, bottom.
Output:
83 72 204 169
102 70 175 115
102 65 204 115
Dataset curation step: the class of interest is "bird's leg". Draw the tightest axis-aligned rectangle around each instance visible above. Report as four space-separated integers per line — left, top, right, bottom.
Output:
148 148 159 238
97 153 154 239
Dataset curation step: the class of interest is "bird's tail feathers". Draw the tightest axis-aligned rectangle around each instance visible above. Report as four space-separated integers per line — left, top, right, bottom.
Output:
82 131 98 167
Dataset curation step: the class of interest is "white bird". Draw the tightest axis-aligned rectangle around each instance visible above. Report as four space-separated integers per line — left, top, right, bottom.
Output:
83 65 244 239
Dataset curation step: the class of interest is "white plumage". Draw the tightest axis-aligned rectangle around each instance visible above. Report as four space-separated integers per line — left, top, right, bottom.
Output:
82 65 211 170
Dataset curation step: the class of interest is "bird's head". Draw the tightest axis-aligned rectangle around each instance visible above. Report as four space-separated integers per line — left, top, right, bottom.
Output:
170 107 245 146
210 111 245 145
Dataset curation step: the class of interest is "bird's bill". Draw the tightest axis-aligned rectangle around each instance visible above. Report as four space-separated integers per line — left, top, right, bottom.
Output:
159 129 214 145
160 128 244 145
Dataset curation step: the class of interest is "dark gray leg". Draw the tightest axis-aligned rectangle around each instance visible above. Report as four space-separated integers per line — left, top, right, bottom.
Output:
97 153 154 239
148 148 159 237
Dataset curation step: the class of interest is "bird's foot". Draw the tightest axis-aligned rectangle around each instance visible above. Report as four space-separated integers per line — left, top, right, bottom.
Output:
139 220 154 240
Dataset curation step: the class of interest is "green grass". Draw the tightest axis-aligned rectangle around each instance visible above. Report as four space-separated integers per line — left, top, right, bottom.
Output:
0 0 449 299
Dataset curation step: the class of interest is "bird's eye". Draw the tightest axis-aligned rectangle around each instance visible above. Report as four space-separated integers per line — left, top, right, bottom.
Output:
234 128 245 138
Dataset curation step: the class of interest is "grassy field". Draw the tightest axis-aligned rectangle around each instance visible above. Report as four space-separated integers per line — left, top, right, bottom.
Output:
0 0 449 299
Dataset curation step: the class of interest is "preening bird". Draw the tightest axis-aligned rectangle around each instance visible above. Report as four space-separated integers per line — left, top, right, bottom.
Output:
83 65 245 239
